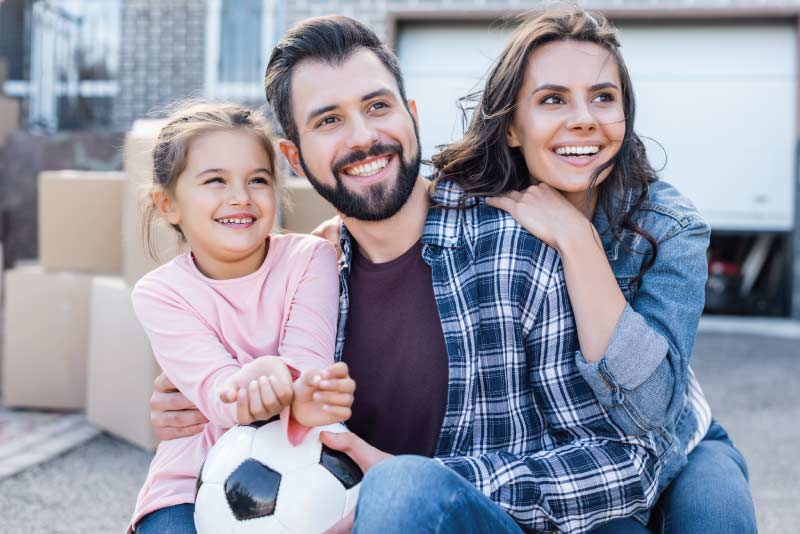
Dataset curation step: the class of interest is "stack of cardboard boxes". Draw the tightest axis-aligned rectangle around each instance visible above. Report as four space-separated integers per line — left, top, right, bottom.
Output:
0 118 337 451
1 120 173 450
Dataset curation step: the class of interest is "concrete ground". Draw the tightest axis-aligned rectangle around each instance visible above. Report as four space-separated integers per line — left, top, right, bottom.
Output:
0 329 796 533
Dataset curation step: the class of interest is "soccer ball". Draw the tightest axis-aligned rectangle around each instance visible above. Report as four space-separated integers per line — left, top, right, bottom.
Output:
194 419 363 534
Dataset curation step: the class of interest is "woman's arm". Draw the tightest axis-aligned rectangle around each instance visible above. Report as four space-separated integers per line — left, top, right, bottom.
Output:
487 184 710 434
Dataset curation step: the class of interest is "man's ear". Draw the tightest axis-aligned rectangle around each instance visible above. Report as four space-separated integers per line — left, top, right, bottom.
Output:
506 122 522 148
279 139 305 177
406 98 419 124
153 189 180 226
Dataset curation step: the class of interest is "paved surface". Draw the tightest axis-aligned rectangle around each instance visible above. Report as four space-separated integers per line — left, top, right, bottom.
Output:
0 329 796 533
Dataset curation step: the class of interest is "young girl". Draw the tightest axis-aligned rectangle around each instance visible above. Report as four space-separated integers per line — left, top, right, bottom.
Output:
128 103 354 534
433 8 755 533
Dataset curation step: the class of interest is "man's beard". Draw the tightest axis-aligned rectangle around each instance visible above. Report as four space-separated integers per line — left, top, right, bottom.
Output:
298 131 421 222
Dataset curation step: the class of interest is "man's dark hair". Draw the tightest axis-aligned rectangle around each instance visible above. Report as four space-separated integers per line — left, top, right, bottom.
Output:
264 15 408 144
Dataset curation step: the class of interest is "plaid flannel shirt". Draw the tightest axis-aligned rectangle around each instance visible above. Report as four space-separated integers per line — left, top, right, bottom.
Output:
335 180 659 533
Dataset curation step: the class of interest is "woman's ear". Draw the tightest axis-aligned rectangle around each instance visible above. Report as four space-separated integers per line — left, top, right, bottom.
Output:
506 122 522 148
153 188 180 226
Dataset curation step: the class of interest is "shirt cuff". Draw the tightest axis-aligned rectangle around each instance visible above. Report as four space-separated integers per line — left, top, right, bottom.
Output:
576 303 669 393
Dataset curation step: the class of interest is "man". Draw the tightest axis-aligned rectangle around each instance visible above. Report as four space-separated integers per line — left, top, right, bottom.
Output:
149 15 658 533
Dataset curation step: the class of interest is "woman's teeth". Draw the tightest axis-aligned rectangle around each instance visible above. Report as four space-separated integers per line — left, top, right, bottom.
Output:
344 157 389 177
217 217 253 225
555 145 600 156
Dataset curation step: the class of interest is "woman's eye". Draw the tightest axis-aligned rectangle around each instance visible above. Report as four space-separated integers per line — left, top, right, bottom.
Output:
593 92 615 103
541 94 564 105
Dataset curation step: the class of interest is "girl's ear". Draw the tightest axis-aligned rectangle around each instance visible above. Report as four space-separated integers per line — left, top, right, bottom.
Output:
153 188 181 226
279 139 305 177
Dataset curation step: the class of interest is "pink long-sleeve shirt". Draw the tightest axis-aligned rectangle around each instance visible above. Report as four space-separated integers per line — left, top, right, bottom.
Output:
128 233 339 531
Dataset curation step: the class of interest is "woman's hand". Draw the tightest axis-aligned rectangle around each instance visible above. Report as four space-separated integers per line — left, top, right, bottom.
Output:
485 184 588 253
311 215 343 259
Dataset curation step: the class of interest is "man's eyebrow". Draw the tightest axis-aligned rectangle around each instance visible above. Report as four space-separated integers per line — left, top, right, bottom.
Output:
306 89 397 124
532 81 619 95
306 104 338 124
362 88 394 101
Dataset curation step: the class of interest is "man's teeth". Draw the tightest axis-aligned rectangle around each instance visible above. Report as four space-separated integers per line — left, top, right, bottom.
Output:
217 217 253 225
555 145 600 156
344 157 389 177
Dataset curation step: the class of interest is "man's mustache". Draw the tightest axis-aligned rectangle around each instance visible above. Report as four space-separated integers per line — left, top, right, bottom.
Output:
332 142 402 175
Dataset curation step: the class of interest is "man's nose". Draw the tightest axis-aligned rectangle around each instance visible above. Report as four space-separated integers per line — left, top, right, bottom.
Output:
346 116 379 149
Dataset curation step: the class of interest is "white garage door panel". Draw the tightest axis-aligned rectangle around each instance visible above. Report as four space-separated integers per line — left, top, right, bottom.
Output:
397 22 796 231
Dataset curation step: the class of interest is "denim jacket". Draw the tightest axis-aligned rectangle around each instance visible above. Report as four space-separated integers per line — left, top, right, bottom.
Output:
575 179 713 494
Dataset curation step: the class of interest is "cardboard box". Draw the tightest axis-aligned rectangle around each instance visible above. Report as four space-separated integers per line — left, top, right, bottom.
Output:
86 277 160 450
1 265 92 409
122 120 180 286
0 96 19 145
38 170 126 273
282 178 337 234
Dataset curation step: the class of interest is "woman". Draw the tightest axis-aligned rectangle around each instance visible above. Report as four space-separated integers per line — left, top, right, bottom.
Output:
432 7 755 533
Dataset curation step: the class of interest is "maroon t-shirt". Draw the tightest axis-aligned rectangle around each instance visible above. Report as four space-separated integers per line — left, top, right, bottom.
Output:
341 240 449 457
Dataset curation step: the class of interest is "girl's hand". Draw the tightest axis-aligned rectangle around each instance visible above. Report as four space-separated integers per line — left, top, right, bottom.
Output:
292 362 355 427
485 184 587 253
220 357 294 425
311 215 343 259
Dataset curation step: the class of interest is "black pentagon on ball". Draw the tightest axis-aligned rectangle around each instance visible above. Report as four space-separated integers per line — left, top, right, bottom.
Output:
224 459 282 520
320 445 363 489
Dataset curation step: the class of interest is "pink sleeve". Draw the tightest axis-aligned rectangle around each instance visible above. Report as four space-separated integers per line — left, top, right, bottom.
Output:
278 240 339 374
132 282 240 429
278 240 340 444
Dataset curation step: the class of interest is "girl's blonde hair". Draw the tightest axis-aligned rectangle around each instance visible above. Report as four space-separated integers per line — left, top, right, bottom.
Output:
142 102 283 261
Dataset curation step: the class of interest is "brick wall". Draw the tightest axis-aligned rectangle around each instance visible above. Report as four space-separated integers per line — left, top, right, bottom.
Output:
112 0 207 130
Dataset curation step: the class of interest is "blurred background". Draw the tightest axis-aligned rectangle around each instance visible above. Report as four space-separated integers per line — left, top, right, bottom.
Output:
0 1 797 533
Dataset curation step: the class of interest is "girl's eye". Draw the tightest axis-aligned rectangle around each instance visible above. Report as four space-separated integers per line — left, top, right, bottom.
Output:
541 94 564 105
593 92 615 103
203 177 224 184
250 177 270 185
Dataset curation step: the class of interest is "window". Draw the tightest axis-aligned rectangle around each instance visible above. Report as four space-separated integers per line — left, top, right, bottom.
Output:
1 0 120 131
205 0 278 101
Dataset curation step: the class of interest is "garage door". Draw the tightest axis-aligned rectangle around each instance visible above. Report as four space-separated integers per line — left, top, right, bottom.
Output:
397 21 796 231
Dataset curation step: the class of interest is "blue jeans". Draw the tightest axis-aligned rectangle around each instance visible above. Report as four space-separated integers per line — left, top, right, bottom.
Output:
355 421 756 534
135 503 196 534
354 455 524 533
354 456 645 533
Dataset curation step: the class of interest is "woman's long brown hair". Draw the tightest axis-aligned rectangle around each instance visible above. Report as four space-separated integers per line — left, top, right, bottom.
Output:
432 7 659 288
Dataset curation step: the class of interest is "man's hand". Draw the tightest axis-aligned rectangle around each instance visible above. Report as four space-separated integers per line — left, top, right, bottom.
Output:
320 431 392 534
150 373 207 440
